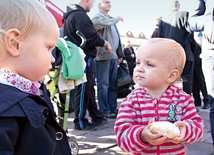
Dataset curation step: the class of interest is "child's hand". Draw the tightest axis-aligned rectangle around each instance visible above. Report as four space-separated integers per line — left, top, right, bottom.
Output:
140 118 167 145
169 121 186 144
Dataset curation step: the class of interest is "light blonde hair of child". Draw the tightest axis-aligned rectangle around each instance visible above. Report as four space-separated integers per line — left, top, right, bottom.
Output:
139 38 186 79
0 0 57 55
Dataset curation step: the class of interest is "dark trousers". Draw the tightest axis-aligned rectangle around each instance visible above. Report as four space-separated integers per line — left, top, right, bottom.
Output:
193 64 209 106
127 62 136 77
210 96 214 146
73 56 104 129
182 61 194 95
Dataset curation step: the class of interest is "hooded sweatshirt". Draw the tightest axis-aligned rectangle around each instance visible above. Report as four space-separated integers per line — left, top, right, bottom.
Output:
63 4 105 58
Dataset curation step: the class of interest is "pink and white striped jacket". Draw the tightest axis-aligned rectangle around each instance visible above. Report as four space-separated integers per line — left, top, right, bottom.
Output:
114 84 204 155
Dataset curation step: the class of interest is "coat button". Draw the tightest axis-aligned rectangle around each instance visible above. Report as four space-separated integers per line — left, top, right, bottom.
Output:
56 132 63 140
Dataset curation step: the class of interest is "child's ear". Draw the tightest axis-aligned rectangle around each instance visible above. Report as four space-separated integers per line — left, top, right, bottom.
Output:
4 29 21 57
167 69 179 83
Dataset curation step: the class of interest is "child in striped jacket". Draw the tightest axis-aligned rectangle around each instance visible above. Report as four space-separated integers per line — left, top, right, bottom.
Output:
114 38 204 155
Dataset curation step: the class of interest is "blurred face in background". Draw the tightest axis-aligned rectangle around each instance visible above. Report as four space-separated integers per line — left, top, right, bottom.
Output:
125 40 131 48
99 0 111 13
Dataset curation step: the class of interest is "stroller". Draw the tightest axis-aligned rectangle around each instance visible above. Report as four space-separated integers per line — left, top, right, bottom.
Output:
44 31 86 155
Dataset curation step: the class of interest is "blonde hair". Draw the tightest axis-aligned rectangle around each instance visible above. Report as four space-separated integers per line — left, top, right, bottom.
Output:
0 0 56 53
144 38 186 76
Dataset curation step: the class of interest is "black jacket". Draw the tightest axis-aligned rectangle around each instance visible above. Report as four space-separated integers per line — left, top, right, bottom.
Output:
0 83 71 155
123 47 136 68
158 10 194 62
63 4 105 58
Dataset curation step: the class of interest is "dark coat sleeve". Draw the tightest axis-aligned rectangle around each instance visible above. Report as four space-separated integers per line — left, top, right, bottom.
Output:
0 118 20 155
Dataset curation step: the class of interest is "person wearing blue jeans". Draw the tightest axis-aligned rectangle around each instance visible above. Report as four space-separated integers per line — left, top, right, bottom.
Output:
63 0 112 130
92 0 124 118
96 59 118 118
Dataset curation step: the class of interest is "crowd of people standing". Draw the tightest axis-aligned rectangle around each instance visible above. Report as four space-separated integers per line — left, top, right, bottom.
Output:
0 0 213 154
59 0 213 149
61 0 126 130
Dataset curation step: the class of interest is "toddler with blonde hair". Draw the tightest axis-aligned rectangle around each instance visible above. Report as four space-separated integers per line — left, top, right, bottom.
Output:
0 0 71 154
114 38 204 154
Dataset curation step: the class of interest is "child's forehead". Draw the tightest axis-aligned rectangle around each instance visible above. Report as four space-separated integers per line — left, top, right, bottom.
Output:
137 43 162 54
136 48 160 60
138 40 178 55
137 45 174 62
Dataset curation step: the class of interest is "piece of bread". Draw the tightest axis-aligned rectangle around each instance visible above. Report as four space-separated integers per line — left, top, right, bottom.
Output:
149 121 180 139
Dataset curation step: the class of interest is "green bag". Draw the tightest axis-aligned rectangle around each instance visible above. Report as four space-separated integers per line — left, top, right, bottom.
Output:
57 38 84 80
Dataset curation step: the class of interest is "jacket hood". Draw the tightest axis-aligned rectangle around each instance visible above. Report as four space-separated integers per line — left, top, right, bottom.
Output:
63 4 85 20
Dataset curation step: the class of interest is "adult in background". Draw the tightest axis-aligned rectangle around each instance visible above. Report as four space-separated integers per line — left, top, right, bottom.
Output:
63 0 112 130
189 0 214 146
92 0 124 118
158 0 194 95
123 39 136 78
192 32 210 109
151 17 162 38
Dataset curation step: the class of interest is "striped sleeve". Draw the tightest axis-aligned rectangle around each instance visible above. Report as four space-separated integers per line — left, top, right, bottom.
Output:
181 96 204 144
114 90 152 152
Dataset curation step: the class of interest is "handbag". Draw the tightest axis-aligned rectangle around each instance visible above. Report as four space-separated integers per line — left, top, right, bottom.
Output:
116 62 133 89
57 38 84 80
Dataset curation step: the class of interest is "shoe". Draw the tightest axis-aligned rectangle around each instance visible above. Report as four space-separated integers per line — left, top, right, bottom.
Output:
196 107 200 112
74 124 97 131
112 109 118 115
92 118 108 126
202 104 210 109
104 113 117 119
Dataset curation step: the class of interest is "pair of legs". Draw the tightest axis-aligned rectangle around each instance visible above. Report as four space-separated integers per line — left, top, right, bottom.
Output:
73 56 106 130
193 64 209 108
127 61 136 78
96 59 118 117
202 57 214 146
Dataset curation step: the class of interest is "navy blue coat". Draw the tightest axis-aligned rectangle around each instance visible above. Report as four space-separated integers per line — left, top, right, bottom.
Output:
0 83 71 155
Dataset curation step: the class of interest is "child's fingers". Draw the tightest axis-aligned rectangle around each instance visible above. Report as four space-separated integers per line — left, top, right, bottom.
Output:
174 121 186 138
149 134 167 145
148 117 156 125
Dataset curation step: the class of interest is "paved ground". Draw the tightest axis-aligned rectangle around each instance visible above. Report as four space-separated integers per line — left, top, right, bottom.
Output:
65 99 214 155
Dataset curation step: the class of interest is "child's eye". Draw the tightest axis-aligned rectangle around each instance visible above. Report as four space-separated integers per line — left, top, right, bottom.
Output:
48 46 55 51
147 63 154 67
136 62 140 65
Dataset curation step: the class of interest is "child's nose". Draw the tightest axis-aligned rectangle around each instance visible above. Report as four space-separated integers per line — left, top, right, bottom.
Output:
51 54 55 63
136 64 145 72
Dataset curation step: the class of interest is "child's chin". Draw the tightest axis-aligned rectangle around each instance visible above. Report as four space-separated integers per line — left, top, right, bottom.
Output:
136 81 145 86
